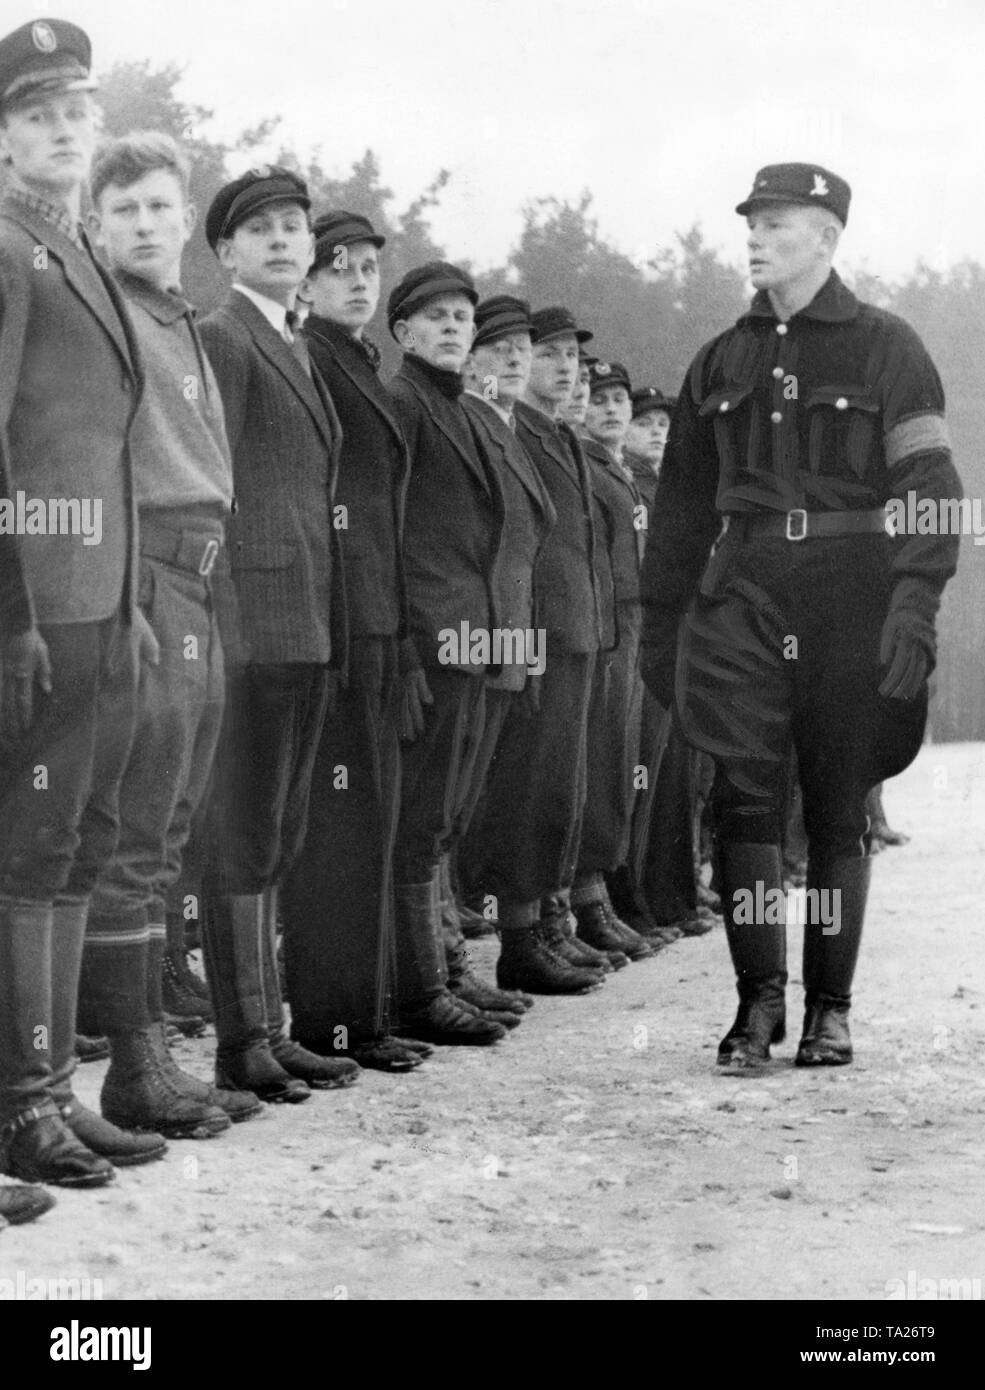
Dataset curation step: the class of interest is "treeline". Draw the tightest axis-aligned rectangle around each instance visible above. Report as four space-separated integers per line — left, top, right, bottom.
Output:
55 63 985 740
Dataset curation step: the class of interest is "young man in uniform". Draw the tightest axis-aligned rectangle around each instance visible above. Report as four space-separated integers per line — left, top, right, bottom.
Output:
0 18 157 1192
475 307 611 993
199 168 358 1100
280 210 429 1073
80 132 260 1138
386 263 514 1046
571 360 654 963
640 164 962 1070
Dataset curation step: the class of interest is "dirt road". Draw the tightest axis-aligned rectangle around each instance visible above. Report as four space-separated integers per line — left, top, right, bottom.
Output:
2 742 983 1301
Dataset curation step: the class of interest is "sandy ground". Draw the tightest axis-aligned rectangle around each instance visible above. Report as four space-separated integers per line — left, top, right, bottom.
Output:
2 742 984 1302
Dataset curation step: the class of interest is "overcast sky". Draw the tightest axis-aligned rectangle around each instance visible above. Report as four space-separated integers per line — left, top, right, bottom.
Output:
17 0 985 283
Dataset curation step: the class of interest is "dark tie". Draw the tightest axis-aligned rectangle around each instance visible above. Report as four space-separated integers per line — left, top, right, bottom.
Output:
284 311 311 377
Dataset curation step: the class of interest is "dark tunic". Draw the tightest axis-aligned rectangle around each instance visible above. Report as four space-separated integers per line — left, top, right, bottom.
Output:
640 270 962 853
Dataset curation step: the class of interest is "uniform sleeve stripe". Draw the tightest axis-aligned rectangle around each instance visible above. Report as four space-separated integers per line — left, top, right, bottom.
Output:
885 413 951 468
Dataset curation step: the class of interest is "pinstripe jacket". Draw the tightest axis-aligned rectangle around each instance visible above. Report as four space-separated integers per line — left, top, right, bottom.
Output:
200 291 347 668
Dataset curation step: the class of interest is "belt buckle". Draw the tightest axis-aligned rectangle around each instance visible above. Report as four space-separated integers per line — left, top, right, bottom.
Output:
785 508 808 541
198 538 220 577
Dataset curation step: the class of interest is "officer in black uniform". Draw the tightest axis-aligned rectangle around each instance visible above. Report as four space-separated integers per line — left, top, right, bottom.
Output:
640 164 962 1070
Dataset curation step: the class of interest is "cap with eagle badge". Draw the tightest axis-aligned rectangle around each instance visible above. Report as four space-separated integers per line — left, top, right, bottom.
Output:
631 386 676 419
735 163 851 226
0 18 97 111
588 360 632 394
205 166 312 251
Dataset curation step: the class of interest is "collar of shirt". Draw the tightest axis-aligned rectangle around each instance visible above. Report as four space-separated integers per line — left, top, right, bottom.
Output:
740 268 859 327
4 184 83 247
465 387 514 428
114 267 191 324
234 282 291 337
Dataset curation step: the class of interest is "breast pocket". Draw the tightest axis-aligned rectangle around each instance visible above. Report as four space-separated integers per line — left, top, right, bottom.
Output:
804 387 880 477
699 383 758 476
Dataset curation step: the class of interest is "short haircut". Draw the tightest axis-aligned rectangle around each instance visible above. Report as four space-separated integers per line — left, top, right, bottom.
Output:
90 130 191 206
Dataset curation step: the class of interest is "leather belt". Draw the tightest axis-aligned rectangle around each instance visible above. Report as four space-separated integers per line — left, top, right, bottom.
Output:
726 507 889 543
140 517 223 578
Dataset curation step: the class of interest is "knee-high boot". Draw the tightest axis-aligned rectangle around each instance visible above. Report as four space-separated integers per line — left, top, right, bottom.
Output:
0 898 114 1187
796 855 871 1066
202 891 309 1103
717 843 787 1069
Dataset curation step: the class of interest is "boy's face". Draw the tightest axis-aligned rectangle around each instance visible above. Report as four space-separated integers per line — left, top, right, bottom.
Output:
0 91 97 197
562 363 591 426
396 292 475 372
217 199 314 303
528 334 579 407
304 239 380 332
92 168 194 291
625 408 671 466
586 384 632 449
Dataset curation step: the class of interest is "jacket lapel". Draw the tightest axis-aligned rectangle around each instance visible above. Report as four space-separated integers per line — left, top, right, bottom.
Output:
5 206 139 385
399 366 491 497
466 397 552 519
228 293 335 453
308 327 405 453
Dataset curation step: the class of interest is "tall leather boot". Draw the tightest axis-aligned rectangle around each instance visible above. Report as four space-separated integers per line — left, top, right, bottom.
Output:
55 900 167 1165
0 898 114 1188
796 855 871 1067
395 878 506 1045
439 855 532 1015
145 927 261 1122
202 891 310 1103
717 843 787 1070
82 924 229 1140
260 888 360 1089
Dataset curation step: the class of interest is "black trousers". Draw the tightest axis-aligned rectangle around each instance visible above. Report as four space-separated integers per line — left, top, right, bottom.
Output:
0 613 138 902
466 651 596 904
636 712 699 922
280 637 401 1045
392 668 491 885
576 609 643 875
678 531 927 858
205 662 330 895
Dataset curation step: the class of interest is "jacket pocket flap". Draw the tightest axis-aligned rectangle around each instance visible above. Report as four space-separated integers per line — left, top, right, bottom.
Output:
699 383 757 418
805 386 879 413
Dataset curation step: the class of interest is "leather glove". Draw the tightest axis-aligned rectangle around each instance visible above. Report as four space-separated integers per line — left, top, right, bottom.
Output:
878 580 937 701
878 617 931 700
399 666 433 741
1 626 53 736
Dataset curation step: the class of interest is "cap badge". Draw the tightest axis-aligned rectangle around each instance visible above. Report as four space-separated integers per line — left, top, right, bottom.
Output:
31 21 58 53
810 173 829 197
249 164 272 179
756 179 769 189
596 362 611 375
